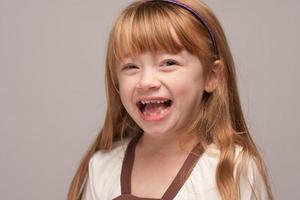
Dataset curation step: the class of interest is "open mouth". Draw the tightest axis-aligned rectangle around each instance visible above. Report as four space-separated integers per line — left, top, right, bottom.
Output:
136 99 173 116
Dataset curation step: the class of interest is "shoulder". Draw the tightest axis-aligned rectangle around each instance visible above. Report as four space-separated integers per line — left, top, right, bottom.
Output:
198 143 262 184
232 145 270 199
203 143 262 178
88 137 132 169
189 144 244 190
197 143 269 198
83 138 132 199
201 143 244 161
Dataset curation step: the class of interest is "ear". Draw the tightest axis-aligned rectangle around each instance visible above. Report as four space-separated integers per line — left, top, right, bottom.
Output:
204 60 224 93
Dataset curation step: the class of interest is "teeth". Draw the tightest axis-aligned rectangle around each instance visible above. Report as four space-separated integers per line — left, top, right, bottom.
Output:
140 99 168 104
160 107 168 114
143 106 169 116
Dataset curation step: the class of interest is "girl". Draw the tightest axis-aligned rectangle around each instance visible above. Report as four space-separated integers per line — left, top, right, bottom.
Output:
68 0 274 199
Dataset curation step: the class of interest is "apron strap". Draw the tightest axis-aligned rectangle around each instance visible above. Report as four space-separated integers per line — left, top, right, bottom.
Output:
119 134 204 200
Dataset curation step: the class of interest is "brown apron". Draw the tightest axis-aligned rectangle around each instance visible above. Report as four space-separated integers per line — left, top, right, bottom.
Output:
112 135 204 200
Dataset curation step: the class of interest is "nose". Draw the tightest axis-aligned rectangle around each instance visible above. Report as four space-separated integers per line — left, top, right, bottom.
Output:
136 69 161 91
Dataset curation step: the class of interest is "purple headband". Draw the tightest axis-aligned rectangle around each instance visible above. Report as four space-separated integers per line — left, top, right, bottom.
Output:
143 0 220 59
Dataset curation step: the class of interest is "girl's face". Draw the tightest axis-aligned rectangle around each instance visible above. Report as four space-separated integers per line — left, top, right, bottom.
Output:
117 50 208 138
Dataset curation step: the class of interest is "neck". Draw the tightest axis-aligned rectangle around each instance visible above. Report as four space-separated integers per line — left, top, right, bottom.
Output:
136 131 199 156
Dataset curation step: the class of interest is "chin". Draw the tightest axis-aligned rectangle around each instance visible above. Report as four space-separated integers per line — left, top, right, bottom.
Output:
140 125 174 136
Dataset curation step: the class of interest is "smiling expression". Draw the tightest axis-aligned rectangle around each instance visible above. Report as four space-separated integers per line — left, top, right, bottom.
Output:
116 50 209 138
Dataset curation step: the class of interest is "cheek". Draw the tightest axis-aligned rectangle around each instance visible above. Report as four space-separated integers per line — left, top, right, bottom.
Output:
118 76 137 105
168 71 205 98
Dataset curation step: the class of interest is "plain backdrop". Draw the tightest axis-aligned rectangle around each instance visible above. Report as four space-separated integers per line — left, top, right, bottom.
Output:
1 0 299 199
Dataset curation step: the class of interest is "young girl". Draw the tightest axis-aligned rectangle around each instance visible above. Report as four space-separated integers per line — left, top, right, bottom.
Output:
68 0 273 199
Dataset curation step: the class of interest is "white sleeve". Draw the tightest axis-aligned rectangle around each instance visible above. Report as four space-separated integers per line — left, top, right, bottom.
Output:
81 159 97 200
238 156 269 200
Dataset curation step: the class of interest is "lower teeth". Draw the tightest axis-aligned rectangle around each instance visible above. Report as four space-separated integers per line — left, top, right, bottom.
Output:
143 107 168 116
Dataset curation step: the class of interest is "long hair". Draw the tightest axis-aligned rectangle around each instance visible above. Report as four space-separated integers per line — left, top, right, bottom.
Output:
68 1 273 199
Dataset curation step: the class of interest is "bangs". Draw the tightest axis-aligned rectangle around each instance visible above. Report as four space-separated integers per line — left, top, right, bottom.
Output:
112 2 193 61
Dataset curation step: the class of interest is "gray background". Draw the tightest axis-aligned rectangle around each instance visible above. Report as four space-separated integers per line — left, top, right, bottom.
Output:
1 0 299 199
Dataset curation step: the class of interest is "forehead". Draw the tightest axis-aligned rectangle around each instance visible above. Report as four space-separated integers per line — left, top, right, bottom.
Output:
116 28 185 62
112 2 194 62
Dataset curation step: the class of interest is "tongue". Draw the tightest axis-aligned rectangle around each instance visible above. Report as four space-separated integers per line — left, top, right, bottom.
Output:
144 103 167 114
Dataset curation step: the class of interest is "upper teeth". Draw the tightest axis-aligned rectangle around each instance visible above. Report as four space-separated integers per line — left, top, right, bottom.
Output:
140 100 167 104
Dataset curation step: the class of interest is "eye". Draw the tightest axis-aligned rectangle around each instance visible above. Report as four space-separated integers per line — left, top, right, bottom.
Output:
122 64 138 70
161 59 178 68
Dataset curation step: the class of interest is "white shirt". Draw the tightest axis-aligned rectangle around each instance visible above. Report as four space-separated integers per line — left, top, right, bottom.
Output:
82 137 268 200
